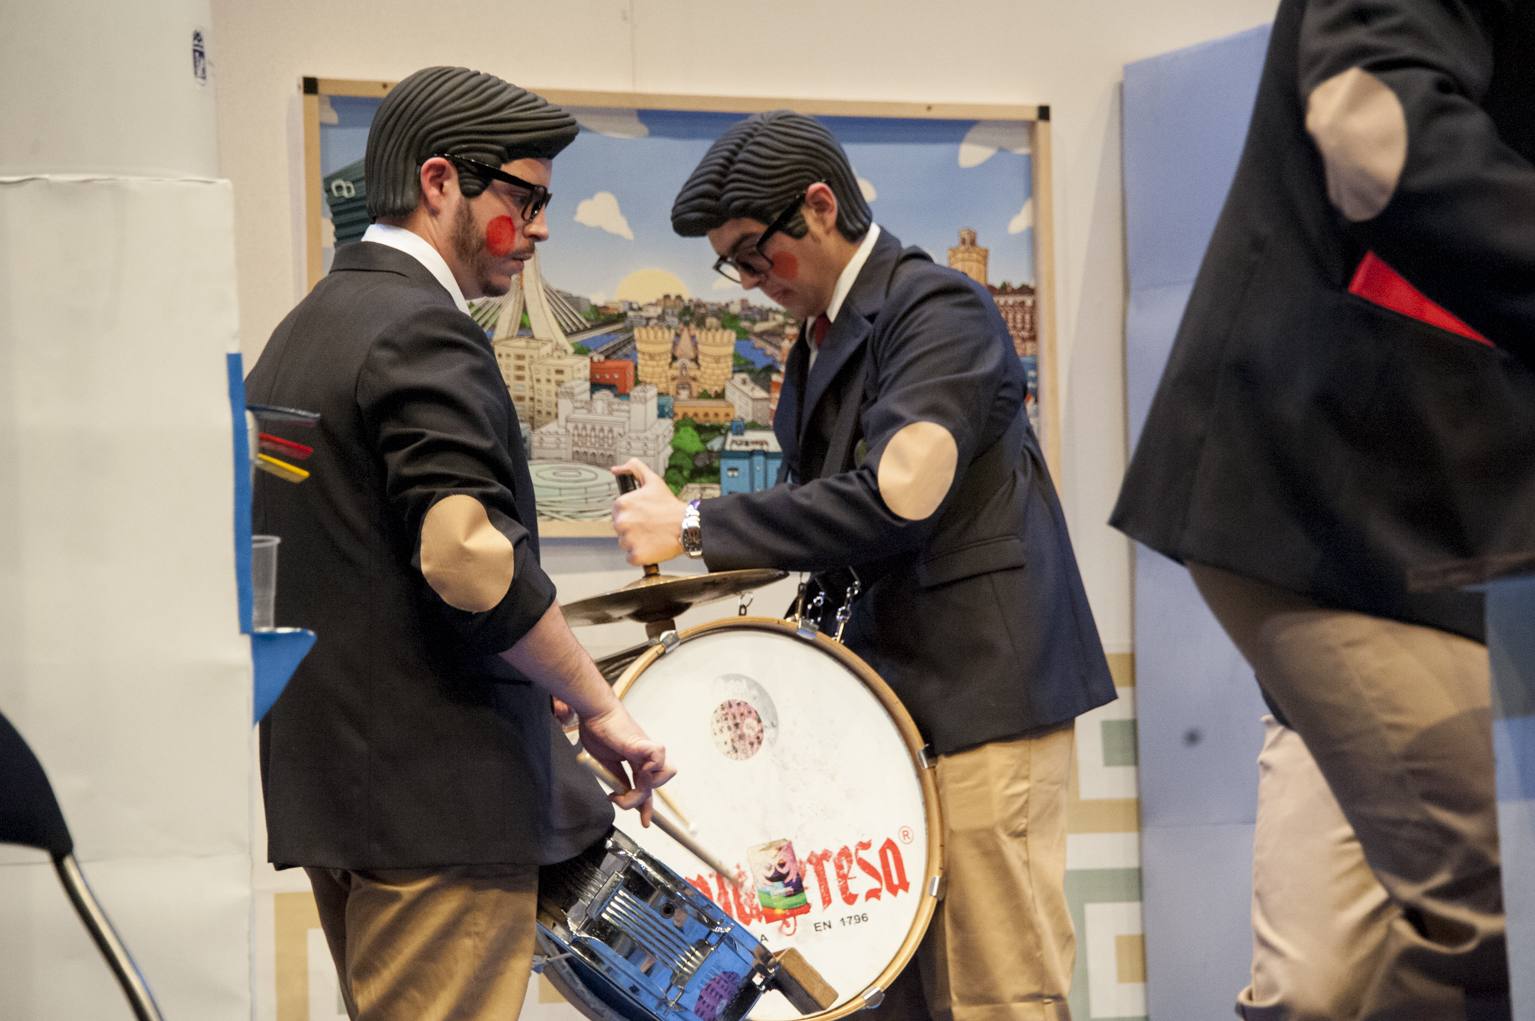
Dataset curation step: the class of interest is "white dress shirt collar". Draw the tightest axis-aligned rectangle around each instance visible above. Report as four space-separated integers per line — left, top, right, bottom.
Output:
825 222 881 324
360 222 471 315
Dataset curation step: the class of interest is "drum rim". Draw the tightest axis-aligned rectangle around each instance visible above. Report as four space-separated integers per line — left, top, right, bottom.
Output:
613 616 944 1021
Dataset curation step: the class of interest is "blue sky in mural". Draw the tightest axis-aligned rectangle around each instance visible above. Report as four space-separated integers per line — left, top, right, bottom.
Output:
319 98 1036 307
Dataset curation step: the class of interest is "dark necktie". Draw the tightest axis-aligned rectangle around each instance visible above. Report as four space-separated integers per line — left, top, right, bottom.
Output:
812 313 831 348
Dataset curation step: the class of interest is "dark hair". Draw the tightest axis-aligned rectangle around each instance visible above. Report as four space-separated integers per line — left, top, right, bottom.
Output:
670 110 872 242
364 66 578 220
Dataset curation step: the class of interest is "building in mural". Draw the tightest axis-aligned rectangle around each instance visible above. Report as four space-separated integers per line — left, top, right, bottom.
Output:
725 373 771 425
589 358 635 395
530 381 672 476
635 323 735 398
990 281 1038 359
947 227 989 286
719 429 783 495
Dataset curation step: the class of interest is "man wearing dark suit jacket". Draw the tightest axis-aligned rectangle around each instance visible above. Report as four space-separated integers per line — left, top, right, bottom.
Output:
612 110 1116 1021
1113 1 1535 1016
246 66 673 1020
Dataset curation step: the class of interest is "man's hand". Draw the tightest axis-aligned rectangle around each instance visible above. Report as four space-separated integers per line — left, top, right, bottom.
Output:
577 701 676 827
611 458 688 566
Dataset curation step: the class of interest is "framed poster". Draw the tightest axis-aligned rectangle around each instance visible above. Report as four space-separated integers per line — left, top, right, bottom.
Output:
302 80 1058 536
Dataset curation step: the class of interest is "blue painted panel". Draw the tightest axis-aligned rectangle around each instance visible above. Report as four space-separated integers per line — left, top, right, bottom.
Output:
1122 21 1273 1012
1123 25 1273 295
1142 824 1257 1020
1135 552 1266 828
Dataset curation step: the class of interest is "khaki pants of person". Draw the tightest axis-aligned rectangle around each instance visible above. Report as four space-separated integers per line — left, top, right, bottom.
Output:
864 724 1076 1021
304 863 539 1021
1188 564 1509 1021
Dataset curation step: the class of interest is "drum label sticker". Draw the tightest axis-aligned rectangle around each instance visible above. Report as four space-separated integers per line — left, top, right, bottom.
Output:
748 839 812 921
708 674 779 761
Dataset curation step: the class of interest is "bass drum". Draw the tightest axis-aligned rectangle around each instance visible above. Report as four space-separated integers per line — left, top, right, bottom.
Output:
614 617 942 1020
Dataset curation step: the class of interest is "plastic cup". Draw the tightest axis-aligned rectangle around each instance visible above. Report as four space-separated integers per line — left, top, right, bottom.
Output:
251 535 280 631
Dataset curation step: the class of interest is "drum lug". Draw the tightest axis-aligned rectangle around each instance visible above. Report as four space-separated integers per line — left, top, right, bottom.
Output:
919 744 937 770
860 987 886 1010
928 874 946 900
656 629 679 654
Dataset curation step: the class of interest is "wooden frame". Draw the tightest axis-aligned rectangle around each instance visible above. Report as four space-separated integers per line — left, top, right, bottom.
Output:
301 79 1060 533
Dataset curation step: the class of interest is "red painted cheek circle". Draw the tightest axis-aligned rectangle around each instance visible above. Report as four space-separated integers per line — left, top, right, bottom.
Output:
485 216 518 256
769 251 799 281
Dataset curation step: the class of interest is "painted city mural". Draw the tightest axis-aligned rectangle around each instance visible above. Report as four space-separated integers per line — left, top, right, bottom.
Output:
313 93 1043 532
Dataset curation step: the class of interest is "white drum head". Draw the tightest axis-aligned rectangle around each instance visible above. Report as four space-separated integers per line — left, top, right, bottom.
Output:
616 619 940 1020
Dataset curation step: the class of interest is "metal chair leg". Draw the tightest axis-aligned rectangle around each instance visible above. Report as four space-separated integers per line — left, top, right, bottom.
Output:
52 853 165 1021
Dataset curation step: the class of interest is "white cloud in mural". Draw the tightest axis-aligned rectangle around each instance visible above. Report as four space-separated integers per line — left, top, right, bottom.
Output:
858 176 878 202
317 95 339 126
574 108 649 139
958 120 1033 169
575 191 634 240
1008 197 1035 235
713 275 742 291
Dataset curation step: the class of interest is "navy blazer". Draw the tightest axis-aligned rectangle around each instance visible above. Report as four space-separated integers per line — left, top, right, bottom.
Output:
247 242 612 869
1113 0 1535 640
703 231 1116 755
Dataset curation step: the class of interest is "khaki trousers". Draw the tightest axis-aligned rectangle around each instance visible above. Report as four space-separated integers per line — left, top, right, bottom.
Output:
1188 564 1508 1021
305 863 539 1021
864 724 1076 1021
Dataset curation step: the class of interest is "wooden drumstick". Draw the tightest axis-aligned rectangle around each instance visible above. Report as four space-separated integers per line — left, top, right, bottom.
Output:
653 787 697 834
577 752 735 879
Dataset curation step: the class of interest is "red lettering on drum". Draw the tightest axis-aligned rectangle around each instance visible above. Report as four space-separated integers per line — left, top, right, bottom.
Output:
880 838 911 896
832 848 859 906
804 850 835 909
685 829 917 928
855 840 883 902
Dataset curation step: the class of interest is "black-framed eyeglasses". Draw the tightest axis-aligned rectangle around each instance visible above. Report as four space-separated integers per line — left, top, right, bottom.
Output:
712 184 819 283
433 152 553 221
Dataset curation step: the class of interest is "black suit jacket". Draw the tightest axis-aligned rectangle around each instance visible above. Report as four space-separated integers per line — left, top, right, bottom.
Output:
1113 0 1535 640
702 231 1116 755
247 242 612 869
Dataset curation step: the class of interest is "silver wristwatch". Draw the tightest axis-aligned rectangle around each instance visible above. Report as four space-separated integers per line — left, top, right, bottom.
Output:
680 499 703 559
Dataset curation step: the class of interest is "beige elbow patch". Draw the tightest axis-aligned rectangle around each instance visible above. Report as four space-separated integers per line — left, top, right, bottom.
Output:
877 422 958 521
420 494 515 612
1305 67 1407 222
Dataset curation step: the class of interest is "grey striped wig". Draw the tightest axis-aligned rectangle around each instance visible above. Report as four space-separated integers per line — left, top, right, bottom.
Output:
364 66 578 220
671 110 872 242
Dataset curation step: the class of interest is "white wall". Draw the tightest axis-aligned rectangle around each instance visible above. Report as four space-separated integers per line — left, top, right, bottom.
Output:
210 0 1280 654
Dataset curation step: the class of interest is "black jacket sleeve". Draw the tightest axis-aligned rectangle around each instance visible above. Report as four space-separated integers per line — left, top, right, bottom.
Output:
357 303 556 656
702 274 1013 573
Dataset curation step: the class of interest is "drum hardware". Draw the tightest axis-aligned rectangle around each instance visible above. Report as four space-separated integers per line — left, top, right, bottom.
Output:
859 989 886 1010
927 876 946 899
537 828 789 1021
737 592 754 617
830 577 860 643
918 746 936 770
794 591 826 640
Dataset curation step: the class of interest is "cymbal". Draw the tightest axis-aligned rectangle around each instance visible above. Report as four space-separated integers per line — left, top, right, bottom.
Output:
563 568 787 627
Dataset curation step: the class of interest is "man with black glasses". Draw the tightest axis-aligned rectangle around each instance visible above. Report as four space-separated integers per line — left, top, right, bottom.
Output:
247 66 674 1020
612 110 1115 1021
